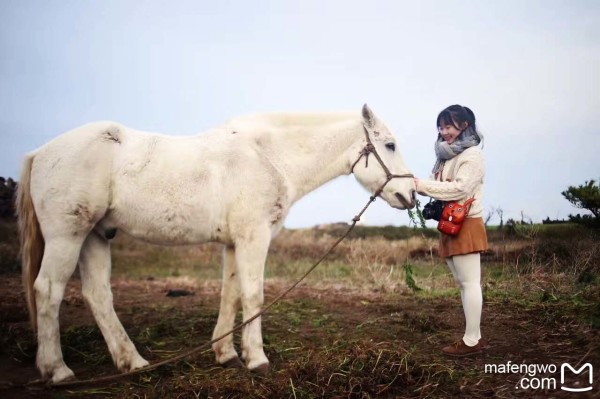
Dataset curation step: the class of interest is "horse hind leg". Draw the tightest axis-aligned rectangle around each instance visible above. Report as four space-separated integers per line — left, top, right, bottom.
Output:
78 231 149 373
34 235 86 383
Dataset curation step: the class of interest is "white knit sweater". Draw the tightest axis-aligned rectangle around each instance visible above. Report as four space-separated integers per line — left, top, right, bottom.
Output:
417 146 485 218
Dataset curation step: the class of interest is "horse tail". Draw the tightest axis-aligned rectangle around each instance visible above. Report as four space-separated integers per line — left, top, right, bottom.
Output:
17 152 44 332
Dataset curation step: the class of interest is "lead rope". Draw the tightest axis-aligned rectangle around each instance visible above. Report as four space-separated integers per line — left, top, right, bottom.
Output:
23 127 414 389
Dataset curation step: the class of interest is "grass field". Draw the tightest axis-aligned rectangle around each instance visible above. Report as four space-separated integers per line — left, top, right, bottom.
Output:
0 220 598 398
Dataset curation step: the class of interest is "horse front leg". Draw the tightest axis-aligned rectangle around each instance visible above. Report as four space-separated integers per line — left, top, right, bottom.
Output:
234 226 271 372
212 245 244 368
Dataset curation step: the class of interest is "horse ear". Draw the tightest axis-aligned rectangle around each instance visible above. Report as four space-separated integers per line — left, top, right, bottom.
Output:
362 104 375 128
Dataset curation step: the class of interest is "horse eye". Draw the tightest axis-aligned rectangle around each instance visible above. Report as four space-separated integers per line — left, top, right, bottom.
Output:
385 142 395 151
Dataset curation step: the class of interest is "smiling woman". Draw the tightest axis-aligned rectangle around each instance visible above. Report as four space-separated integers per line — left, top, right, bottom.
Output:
415 104 488 357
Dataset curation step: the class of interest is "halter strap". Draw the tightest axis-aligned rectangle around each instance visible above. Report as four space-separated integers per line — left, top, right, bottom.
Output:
351 126 414 182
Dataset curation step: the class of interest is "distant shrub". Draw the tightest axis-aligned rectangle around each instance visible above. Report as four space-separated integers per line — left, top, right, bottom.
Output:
542 217 568 225
536 223 592 239
522 231 599 279
0 177 17 220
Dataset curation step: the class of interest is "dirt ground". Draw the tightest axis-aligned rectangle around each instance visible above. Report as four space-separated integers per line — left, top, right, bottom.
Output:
0 273 598 399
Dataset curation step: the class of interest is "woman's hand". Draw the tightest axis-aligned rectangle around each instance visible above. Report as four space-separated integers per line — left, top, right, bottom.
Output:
414 177 426 195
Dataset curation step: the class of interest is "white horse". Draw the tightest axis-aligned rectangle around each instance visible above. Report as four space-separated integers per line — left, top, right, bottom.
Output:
17 104 415 383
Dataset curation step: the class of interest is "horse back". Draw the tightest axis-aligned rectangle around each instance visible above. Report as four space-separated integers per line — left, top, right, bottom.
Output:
108 126 288 244
30 121 288 244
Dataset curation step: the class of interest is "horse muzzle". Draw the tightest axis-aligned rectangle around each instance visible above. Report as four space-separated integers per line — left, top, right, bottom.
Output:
395 190 416 209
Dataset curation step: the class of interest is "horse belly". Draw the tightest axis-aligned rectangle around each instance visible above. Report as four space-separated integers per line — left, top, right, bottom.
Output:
107 136 232 244
103 207 225 245
104 185 229 245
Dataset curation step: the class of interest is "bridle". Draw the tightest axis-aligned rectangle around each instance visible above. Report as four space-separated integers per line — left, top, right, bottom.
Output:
350 126 414 200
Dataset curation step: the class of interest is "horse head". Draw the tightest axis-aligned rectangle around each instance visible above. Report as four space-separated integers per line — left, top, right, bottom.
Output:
351 104 416 210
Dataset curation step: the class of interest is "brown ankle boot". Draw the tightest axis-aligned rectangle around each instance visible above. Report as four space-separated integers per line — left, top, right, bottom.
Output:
442 339 486 357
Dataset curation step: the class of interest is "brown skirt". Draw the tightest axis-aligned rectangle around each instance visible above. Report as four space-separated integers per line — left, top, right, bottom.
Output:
439 217 489 258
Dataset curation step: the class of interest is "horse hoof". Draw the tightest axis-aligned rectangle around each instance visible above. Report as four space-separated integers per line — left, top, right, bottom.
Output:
50 366 76 384
51 374 78 386
222 356 244 369
250 363 270 375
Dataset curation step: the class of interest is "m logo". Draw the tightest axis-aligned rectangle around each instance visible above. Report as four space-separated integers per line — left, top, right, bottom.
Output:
561 363 593 392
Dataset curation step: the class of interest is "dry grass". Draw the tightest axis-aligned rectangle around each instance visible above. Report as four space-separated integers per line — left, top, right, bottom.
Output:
273 228 437 264
106 228 442 294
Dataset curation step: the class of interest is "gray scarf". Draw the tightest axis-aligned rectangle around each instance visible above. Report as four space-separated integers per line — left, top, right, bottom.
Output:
432 125 483 174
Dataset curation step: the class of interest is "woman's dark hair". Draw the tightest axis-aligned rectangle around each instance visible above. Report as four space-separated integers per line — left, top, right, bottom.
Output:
436 104 477 132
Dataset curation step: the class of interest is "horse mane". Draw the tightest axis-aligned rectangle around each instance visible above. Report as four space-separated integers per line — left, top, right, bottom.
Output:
222 111 359 131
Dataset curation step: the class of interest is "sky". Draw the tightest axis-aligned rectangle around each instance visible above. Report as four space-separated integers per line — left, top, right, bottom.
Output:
0 0 598 228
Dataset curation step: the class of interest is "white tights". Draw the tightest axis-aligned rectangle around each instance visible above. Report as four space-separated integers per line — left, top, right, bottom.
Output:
446 253 482 347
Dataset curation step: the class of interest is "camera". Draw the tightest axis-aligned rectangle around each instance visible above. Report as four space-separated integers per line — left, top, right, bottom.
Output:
422 200 445 221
